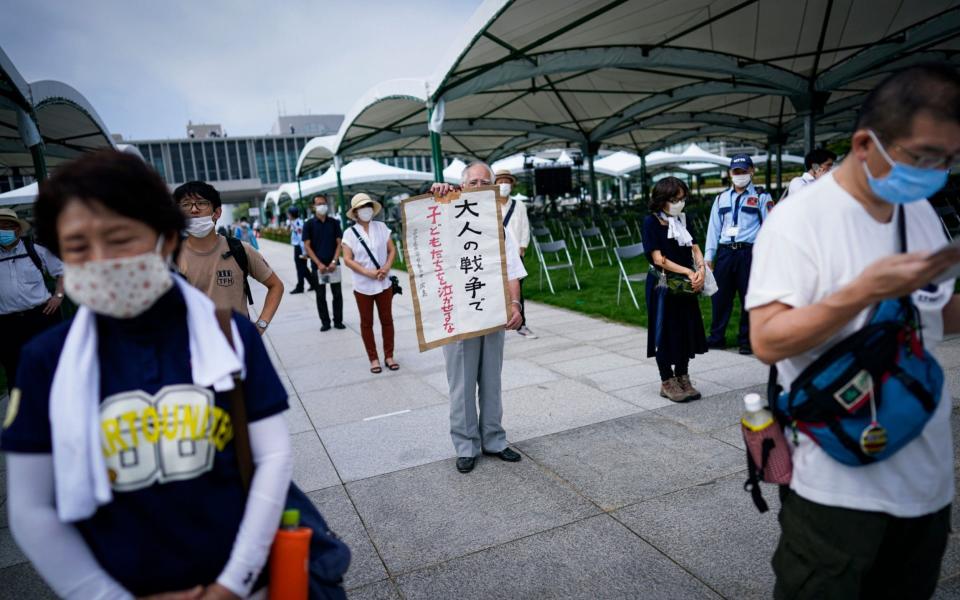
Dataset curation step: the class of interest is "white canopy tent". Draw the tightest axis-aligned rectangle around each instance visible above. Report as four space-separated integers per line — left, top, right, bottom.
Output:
0 144 145 208
278 158 443 202
293 0 960 202
490 153 553 175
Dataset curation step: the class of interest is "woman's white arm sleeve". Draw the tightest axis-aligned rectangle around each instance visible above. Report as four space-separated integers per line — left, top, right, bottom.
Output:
6 453 133 600
216 413 293 597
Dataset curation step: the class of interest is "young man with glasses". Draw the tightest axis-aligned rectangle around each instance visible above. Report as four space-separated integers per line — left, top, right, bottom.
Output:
174 181 283 333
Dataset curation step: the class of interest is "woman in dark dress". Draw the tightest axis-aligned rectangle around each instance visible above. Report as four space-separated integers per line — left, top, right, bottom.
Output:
642 177 708 402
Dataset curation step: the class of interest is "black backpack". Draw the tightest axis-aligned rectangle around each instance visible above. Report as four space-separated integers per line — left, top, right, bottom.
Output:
223 235 253 305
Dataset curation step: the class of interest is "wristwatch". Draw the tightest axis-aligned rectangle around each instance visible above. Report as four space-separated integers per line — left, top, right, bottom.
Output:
256 319 269 330
55 292 64 299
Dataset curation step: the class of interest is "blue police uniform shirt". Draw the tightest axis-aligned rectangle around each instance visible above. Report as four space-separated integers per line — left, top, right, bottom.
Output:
0 286 287 596
704 183 773 262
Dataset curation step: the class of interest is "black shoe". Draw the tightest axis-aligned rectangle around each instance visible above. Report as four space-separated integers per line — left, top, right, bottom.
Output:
320 324 331 332
482 447 521 462
334 323 346 330
739 344 753 355
456 457 477 473
308 287 318 292
707 340 726 350
290 288 304 294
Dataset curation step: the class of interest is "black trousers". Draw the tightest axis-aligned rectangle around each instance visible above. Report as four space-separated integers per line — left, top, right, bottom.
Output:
709 245 752 347
311 263 343 326
293 245 310 290
0 305 61 392
773 489 950 600
656 355 689 381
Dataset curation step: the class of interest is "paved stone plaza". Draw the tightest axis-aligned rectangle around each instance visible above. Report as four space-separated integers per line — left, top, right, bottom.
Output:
3 237 960 599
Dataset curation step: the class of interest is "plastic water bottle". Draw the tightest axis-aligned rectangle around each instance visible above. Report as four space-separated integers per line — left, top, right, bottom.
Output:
741 393 792 484
269 509 312 600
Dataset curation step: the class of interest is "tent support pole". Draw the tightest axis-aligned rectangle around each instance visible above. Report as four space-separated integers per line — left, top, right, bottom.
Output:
765 149 772 190
335 156 347 229
640 154 648 203
804 113 815 154
776 143 784 198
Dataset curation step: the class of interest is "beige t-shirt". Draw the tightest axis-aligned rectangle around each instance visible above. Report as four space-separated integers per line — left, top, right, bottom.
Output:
177 236 274 316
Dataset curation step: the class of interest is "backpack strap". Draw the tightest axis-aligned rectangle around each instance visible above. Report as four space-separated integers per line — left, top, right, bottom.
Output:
214 308 254 492
22 238 44 274
223 235 253 306
351 226 382 270
504 199 517 227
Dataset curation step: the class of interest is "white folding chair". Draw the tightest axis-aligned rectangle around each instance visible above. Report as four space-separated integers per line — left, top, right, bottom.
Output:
614 242 648 310
535 239 581 294
578 226 612 268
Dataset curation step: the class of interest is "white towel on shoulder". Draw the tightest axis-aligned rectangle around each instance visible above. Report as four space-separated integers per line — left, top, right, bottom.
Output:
50 274 245 522
662 213 693 247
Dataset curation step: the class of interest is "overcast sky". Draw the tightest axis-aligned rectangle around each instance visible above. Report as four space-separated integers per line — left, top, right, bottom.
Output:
2 0 481 140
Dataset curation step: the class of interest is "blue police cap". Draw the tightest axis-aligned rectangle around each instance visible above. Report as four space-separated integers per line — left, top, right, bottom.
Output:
729 154 753 170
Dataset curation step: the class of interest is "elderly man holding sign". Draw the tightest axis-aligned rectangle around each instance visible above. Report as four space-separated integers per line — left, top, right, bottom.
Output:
405 161 524 473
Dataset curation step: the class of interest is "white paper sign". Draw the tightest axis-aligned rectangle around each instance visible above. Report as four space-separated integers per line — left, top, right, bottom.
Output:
401 187 509 352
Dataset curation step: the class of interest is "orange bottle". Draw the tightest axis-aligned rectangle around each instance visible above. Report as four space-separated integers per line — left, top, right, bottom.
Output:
268 509 312 600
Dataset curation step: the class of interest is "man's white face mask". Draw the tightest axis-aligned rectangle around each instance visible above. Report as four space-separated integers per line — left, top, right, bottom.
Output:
732 173 752 188
315 204 329 216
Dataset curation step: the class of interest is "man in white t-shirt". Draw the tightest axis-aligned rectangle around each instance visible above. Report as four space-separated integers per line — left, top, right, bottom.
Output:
432 162 526 474
785 148 837 198
747 64 960 599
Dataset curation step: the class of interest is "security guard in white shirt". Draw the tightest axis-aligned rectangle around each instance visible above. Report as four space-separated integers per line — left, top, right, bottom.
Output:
0 208 64 392
704 154 772 354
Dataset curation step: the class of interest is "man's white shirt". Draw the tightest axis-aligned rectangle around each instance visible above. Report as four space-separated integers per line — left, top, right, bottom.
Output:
746 173 954 517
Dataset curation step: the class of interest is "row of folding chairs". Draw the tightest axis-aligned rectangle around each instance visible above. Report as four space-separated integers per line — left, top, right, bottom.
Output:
531 236 648 308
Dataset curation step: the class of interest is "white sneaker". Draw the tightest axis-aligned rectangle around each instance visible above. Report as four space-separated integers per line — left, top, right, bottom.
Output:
517 326 538 339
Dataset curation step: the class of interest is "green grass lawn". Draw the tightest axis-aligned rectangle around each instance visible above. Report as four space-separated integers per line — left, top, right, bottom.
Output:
521 247 744 344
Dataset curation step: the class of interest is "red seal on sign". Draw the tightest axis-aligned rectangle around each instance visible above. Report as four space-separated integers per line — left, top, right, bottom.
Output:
766 201 775 212
745 196 759 207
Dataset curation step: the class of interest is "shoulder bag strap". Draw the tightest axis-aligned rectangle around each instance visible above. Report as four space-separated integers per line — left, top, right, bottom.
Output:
215 308 254 492
351 226 381 269
504 199 517 227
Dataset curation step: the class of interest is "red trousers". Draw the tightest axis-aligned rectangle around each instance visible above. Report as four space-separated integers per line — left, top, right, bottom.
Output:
354 288 394 361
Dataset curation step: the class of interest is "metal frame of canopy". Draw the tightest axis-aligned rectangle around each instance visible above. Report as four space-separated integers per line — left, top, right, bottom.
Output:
296 0 960 205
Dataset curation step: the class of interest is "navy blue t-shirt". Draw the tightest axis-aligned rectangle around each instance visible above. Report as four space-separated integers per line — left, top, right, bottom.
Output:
1 287 287 596
303 216 343 264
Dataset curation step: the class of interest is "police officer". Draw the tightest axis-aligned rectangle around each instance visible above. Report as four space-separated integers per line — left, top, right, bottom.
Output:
0 208 64 392
704 154 772 355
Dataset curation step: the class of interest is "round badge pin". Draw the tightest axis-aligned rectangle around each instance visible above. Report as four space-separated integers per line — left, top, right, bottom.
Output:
860 422 888 455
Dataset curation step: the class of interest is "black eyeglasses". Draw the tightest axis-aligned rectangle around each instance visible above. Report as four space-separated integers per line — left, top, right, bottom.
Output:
888 142 960 170
178 199 212 210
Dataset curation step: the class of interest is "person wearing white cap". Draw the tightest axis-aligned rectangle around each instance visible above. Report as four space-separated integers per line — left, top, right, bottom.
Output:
494 169 536 339
0 208 65 393
431 161 526 474
341 193 399 373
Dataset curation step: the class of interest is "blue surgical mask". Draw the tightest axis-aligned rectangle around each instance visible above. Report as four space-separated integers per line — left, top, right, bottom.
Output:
0 230 17 246
863 130 949 204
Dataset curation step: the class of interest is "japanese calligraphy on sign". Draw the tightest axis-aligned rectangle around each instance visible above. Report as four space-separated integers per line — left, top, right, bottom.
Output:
401 186 510 352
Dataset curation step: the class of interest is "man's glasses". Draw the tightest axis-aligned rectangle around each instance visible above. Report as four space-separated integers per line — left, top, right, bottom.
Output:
889 142 960 170
178 199 212 210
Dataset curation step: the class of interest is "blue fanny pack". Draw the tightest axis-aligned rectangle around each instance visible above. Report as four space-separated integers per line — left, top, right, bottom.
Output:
770 206 943 466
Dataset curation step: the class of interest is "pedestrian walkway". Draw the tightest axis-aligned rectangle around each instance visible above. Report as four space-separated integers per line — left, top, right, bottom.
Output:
2 237 960 599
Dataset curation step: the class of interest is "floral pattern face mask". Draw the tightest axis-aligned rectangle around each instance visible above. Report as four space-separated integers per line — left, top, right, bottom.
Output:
63 236 173 318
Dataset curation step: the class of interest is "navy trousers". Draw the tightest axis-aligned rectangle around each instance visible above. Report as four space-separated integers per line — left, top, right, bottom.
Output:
708 245 752 347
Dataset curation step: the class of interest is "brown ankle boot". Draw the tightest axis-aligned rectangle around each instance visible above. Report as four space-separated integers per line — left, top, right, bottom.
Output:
659 377 688 403
676 374 701 400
